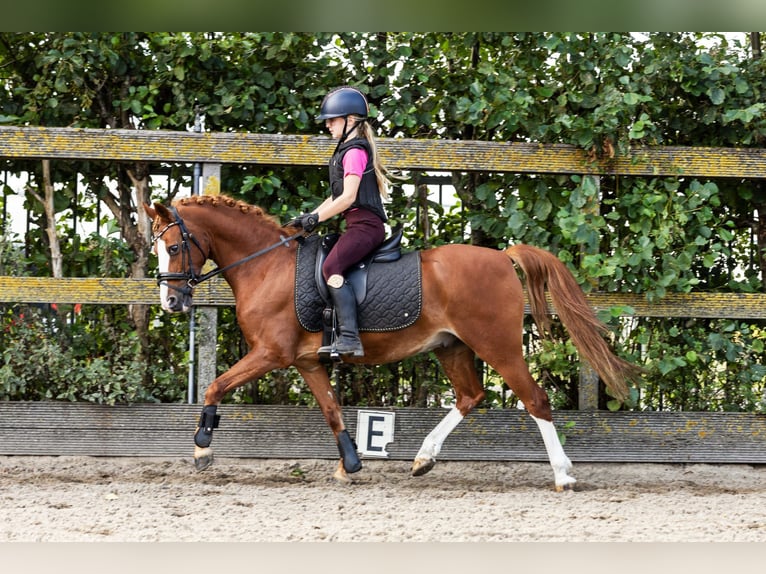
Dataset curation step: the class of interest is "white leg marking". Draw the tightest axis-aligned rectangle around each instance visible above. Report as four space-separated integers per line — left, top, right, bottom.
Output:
415 406 464 461
531 415 576 490
156 238 172 312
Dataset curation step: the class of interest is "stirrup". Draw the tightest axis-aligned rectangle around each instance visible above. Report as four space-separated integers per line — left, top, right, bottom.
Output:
318 343 340 360
317 338 363 359
335 336 364 357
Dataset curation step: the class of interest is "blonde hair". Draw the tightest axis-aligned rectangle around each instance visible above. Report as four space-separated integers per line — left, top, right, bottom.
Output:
353 116 392 200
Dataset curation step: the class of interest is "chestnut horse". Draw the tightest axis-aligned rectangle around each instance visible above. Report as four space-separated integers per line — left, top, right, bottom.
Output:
145 195 640 491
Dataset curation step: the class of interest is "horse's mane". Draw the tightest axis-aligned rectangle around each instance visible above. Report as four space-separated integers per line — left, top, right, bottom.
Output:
174 195 281 229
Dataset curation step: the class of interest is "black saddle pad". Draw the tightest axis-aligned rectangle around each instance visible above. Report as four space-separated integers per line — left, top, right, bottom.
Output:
294 234 422 332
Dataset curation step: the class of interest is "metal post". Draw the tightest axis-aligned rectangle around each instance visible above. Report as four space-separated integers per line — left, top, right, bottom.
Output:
1 171 7 230
187 310 196 404
187 107 203 405
751 32 762 59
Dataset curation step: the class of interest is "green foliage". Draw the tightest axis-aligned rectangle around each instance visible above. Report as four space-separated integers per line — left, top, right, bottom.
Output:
557 420 577 446
0 306 185 404
626 318 766 412
1 33 766 412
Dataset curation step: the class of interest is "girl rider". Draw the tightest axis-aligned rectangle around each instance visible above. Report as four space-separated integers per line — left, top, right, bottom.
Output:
292 86 391 358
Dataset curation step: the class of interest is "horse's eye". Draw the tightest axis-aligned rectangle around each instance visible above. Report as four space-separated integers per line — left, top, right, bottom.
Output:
168 244 180 256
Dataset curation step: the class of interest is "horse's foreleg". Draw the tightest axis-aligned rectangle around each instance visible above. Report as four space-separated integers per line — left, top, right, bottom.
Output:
193 405 221 471
192 348 282 471
413 342 486 476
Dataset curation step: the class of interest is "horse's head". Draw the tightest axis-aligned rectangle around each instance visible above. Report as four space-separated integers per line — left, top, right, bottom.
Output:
144 202 209 313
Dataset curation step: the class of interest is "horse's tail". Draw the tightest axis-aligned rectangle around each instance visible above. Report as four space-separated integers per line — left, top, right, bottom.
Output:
505 243 640 401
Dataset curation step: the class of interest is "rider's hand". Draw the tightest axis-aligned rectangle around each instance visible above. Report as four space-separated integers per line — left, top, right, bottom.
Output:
291 212 319 232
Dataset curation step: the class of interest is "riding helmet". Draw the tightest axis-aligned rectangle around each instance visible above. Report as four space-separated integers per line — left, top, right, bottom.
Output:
316 86 369 120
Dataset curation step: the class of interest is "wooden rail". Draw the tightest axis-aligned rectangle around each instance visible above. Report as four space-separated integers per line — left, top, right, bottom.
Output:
2 402 764 464
5 124 764 321
2 276 766 320
2 125 766 178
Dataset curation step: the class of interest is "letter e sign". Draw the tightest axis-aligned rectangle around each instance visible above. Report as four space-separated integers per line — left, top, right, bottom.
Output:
355 410 395 457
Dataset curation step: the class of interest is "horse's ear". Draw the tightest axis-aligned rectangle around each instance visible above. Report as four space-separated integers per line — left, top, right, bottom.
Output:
143 202 156 220
143 202 171 221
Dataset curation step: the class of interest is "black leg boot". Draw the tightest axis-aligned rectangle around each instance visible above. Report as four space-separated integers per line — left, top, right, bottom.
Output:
318 281 364 357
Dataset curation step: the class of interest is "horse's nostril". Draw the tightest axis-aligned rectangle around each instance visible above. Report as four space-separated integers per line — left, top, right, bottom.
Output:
167 295 177 308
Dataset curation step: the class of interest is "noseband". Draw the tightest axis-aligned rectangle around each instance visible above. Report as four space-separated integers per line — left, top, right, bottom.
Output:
152 206 301 297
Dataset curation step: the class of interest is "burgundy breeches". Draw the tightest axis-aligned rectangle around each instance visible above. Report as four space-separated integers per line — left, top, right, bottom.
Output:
322 207 385 281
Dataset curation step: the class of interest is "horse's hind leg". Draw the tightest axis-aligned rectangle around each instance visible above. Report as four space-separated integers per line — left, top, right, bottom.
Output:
412 341 486 477
479 347 576 491
529 414 575 491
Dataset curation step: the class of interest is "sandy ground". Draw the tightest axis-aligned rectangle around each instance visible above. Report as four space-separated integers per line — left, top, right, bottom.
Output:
1 455 765 542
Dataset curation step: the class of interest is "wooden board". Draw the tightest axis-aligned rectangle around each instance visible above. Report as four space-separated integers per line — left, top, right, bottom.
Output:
2 276 766 319
2 125 766 178
0 276 233 306
1 402 764 464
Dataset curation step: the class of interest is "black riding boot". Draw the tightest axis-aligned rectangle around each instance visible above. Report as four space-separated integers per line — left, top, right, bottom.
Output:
318 281 364 357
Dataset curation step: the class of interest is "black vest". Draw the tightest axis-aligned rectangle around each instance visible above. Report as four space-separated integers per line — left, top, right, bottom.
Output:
329 138 388 222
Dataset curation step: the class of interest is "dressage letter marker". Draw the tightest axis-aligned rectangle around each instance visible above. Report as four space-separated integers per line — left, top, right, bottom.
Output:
356 410 395 457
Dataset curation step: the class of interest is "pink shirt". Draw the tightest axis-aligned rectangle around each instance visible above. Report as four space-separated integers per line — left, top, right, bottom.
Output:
342 147 368 178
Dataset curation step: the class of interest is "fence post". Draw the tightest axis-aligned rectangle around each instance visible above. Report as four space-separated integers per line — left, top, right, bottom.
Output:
196 162 221 403
578 364 600 410
578 174 601 410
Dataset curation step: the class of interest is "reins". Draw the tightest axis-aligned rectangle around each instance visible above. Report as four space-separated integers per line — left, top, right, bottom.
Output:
153 206 303 295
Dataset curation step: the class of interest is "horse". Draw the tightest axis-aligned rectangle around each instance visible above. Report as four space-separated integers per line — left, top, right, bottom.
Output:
144 195 641 491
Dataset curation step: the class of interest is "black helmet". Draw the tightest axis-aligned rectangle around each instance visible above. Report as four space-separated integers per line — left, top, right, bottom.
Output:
316 86 369 121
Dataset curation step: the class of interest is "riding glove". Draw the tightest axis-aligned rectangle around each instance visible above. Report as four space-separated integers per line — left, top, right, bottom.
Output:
293 212 319 232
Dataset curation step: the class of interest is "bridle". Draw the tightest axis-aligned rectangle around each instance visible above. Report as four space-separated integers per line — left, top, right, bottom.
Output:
152 206 301 297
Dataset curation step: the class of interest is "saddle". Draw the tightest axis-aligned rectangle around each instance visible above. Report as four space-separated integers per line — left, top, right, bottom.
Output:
294 230 422 342
314 228 405 306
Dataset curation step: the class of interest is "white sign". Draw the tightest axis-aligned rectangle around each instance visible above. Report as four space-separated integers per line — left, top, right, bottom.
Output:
355 410 395 457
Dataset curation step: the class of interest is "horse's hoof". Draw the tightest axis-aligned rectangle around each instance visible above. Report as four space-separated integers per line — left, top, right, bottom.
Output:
555 479 577 492
411 457 435 477
333 460 353 484
194 447 214 472
333 469 353 484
